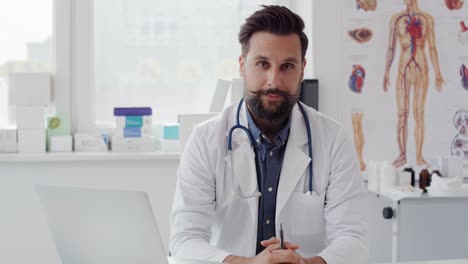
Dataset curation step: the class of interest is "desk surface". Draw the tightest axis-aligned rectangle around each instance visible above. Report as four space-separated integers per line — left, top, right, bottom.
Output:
169 257 468 264
378 260 468 264
168 257 222 264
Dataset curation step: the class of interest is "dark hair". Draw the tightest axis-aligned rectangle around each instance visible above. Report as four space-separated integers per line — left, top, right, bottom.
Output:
238 5 308 60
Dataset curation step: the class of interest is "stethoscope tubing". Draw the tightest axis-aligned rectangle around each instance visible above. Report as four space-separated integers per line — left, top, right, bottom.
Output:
227 97 314 193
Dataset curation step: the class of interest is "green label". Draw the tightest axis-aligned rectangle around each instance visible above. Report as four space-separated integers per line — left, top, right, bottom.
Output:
126 116 143 127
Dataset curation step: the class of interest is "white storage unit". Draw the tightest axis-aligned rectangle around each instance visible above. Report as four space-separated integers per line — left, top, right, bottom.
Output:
368 189 468 263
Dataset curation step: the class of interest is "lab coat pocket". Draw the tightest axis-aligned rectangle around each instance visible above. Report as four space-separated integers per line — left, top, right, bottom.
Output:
281 192 326 256
282 191 326 236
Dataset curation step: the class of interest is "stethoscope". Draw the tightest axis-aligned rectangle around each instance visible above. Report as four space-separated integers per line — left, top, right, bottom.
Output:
227 97 314 198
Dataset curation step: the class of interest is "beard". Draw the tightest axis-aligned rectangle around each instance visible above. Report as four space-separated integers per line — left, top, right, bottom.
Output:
244 86 299 127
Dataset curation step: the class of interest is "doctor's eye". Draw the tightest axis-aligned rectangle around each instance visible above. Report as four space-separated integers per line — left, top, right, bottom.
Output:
281 63 295 71
256 60 270 69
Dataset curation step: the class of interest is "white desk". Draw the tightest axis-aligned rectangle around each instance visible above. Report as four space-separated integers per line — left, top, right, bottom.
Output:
378 260 468 264
168 257 221 264
169 257 468 264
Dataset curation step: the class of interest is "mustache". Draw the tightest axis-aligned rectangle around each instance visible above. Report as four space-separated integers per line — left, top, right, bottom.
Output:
251 88 294 98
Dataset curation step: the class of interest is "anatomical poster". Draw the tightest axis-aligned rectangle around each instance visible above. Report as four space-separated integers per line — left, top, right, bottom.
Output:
340 0 468 175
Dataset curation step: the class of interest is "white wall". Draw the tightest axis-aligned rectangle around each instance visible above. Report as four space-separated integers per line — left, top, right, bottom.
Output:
0 157 178 264
312 0 344 122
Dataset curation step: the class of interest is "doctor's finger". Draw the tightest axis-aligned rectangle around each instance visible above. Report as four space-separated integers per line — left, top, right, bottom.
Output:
263 243 282 254
284 241 300 250
261 239 299 250
260 237 279 246
270 249 304 264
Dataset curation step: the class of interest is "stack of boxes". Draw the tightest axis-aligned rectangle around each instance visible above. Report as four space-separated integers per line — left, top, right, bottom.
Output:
112 107 155 152
9 73 51 153
47 116 72 152
161 124 180 152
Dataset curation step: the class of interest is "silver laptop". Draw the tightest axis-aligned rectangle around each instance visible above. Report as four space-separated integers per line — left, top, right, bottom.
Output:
37 185 208 264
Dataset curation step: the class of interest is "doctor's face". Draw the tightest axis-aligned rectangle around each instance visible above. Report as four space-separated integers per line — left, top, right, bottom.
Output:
239 31 306 124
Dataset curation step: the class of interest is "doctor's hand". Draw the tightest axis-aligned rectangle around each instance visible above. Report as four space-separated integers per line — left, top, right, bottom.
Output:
261 237 305 264
261 237 327 264
223 243 293 264
260 237 299 251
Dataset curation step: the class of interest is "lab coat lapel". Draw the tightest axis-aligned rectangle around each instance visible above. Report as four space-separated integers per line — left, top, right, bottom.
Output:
276 104 311 221
224 101 259 229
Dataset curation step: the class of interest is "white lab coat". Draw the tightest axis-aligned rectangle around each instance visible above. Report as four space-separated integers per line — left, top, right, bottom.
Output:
170 102 369 264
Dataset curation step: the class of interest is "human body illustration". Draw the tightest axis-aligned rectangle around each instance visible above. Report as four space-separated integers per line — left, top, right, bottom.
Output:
383 0 445 167
352 111 366 171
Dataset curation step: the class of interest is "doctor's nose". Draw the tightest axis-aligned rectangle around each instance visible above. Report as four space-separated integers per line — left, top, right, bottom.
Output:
267 70 283 88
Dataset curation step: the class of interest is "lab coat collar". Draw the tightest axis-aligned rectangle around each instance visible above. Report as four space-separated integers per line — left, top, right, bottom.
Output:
226 101 308 148
276 104 311 221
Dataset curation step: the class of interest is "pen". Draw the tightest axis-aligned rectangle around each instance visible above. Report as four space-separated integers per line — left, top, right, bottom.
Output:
280 223 284 249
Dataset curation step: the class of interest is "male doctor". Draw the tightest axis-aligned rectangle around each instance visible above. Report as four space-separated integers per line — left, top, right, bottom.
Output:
170 5 368 264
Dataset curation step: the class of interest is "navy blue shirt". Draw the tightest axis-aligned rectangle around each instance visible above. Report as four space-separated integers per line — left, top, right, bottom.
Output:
246 108 291 254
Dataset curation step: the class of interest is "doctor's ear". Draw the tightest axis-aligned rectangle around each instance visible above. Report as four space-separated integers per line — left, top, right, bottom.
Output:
239 55 245 77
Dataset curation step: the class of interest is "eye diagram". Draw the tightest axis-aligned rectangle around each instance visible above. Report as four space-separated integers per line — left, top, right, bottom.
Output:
348 28 373 43
349 65 366 94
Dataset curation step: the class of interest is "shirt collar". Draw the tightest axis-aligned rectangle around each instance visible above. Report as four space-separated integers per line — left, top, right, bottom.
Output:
246 106 291 147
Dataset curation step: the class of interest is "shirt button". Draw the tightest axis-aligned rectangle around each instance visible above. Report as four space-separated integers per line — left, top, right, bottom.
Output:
256 138 260 143
269 151 273 156
266 219 270 225
268 187 273 192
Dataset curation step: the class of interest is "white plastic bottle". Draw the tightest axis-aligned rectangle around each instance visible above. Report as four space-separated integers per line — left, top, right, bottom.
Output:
380 160 397 194
368 160 382 193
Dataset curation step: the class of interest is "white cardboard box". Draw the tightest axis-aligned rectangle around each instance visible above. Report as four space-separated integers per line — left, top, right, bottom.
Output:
50 136 72 152
111 144 155 152
16 106 46 129
111 136 155 152
8 72 51 106
115 116 152 128
18 129 46 153
113 126 152 138
209 79 230 112
111 136 154 145
74 133 108 152
230 78 244 103
0 129 17 153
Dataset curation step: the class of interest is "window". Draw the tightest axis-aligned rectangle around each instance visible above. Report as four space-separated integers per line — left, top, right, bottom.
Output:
92 0 313 126
0 0 53 127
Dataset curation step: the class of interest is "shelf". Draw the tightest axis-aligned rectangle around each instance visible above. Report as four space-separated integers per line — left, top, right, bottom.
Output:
0 151 179 162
